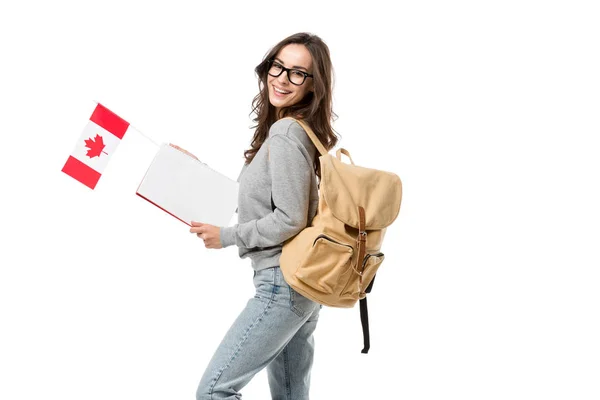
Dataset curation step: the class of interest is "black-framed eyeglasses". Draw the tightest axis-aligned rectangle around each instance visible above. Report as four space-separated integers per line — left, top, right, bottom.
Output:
267 59 313 86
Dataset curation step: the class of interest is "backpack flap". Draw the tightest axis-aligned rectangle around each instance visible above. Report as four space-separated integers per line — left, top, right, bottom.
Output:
320 152 402 230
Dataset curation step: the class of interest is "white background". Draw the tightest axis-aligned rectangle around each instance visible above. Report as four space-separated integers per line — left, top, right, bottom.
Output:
1 1 599 399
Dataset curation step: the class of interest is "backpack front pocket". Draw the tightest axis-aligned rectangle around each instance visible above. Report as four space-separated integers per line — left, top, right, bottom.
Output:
294 234 354 294
341 252 385 298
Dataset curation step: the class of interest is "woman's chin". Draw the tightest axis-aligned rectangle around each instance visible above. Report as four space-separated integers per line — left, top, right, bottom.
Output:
269 98 287 109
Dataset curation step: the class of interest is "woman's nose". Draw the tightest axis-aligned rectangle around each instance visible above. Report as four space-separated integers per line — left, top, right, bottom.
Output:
277 71 290 85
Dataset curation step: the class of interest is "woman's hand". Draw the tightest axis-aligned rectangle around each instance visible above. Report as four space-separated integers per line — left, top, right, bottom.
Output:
170 143 199 160
190 221 223 249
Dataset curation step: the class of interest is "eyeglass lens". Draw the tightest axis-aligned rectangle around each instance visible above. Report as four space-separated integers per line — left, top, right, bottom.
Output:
268 62 306 85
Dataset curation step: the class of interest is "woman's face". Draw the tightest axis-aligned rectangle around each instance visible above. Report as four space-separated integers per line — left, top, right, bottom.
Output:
267 43 314 115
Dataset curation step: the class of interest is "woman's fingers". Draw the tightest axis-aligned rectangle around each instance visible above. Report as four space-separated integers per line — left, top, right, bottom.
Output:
190 222 203 234
189 222 221 248
169 143 199 160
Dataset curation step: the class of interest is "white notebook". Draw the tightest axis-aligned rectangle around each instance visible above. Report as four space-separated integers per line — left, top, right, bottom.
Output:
136 143 239 227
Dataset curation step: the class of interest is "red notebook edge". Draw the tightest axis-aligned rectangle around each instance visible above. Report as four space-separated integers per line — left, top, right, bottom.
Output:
135 192 191 227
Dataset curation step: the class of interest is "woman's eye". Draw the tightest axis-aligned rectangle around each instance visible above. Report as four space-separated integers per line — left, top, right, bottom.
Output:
291 70 304 77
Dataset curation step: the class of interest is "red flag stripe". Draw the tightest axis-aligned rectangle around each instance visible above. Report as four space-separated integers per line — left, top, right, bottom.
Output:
61 156 101 189
89 103 129 139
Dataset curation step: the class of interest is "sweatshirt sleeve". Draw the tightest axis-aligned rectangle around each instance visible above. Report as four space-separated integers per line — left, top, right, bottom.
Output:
219 133 311 248
234 164 246 215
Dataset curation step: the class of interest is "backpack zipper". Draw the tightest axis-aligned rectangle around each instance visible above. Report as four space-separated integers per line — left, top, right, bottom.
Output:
360 252 385 273
312 234 354 250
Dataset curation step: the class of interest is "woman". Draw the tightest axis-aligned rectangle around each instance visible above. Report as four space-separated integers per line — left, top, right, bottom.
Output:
186 32 339 400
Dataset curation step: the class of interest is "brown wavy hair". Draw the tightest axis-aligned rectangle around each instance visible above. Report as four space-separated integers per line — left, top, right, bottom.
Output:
243 32 340 185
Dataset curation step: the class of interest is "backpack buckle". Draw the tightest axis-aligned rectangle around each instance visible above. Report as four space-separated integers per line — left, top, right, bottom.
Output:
357 230 367 243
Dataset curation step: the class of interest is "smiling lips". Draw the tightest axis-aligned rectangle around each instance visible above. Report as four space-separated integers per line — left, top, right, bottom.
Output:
273 85 291 96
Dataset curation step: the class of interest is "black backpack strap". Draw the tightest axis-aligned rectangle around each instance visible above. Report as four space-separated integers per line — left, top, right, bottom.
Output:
360 274 376 354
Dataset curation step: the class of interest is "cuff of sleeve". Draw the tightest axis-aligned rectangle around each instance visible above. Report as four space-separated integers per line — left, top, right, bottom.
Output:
220 226 237 248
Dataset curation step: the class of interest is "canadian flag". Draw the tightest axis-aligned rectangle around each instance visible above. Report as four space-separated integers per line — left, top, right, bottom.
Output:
61 103 130 189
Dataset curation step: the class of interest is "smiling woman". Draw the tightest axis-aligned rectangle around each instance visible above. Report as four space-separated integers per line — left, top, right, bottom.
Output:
245 32 338 183
189 32 340 400
266 44 314 114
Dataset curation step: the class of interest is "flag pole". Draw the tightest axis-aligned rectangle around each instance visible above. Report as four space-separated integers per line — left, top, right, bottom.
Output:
129 125 161 148
93 100 161 148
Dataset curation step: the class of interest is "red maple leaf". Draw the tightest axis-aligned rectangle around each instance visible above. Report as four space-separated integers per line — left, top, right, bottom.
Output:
84 134 108 158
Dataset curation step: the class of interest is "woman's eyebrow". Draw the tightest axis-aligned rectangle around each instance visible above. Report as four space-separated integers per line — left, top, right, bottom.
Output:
274 57 308 71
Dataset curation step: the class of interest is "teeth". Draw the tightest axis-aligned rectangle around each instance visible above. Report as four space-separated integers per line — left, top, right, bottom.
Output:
274 86 291 94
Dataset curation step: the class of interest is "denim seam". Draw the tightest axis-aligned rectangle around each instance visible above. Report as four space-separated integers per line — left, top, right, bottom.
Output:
207 270 278 398
275 267 304 318
289 288 305 318
283 347 292 399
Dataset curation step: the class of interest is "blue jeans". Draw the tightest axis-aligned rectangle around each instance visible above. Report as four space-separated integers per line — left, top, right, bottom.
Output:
196 266 322 400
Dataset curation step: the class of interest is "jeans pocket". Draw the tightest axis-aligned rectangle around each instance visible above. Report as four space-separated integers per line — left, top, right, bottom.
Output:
289 286 319 319
253 268 277 301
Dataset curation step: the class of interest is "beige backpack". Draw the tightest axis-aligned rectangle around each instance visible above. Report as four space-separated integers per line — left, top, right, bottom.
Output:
279 118 403 353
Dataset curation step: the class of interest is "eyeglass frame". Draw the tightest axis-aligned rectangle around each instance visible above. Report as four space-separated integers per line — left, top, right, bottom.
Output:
266 59 314 86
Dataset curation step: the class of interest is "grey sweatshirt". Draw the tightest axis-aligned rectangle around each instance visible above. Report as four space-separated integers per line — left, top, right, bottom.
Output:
219 118 319 271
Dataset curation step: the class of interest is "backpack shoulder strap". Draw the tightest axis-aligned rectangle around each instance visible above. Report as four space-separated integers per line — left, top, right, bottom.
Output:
280 117 329 157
